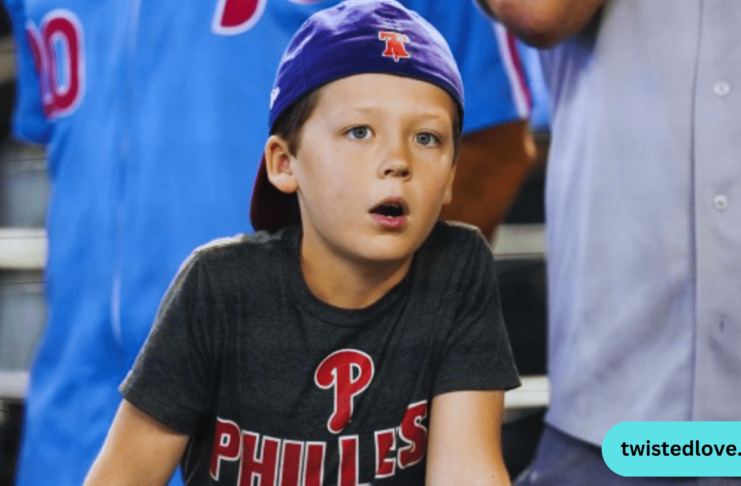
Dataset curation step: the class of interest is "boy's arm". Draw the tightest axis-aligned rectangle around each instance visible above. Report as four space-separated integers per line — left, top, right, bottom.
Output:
426 390 511 486
84 400 189 486
482 0 607 47
440 121 537 239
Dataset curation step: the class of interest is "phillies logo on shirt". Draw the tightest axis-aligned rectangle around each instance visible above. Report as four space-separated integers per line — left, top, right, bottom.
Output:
209 348 429 484
378 32 410 62
314 349 374 434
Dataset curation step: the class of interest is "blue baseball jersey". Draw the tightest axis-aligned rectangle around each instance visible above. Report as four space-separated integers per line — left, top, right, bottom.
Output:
5 0 532 485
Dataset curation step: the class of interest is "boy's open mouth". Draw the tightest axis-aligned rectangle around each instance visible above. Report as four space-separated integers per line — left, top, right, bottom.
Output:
370 198 408 218
369 197 409 230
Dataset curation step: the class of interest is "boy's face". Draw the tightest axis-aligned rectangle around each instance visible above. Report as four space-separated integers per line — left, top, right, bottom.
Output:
268 73 457 267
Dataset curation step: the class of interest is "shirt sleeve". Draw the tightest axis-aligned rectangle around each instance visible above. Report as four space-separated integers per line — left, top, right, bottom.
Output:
120 251 221 435
432 231 520 396
4 0 52 143
408 0 532 134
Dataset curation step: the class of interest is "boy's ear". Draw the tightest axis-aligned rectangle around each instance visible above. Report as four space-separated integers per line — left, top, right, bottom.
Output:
264 135 299 194
442 163 457 206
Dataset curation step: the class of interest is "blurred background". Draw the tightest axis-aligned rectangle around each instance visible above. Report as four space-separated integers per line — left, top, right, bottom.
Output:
0 5 44 484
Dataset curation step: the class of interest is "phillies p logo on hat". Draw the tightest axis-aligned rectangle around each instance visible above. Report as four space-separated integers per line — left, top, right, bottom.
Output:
379 31 411 62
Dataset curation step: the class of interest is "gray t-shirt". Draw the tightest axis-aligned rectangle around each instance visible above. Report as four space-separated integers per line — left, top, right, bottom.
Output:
121 222 519 485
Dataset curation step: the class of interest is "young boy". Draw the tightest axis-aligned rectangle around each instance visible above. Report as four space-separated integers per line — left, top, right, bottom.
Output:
84 0 519 484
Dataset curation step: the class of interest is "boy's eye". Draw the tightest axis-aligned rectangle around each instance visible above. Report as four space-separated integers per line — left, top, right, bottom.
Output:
415 132 440 146
346 126 371 140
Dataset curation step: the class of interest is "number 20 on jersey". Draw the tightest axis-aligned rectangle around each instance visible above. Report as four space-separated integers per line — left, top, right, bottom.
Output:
25 9 84 120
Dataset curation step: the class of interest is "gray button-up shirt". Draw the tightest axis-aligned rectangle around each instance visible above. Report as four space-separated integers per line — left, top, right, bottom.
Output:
543 0 741 445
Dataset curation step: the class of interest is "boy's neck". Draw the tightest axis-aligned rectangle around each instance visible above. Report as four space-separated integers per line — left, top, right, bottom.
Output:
299 235 413 310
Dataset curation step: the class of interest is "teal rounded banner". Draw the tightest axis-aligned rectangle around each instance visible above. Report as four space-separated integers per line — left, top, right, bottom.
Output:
603 422 741 477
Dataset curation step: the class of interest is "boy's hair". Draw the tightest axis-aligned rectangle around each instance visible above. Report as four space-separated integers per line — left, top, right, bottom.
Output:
271 88 463 160
251 0 465 233
269 90 321 158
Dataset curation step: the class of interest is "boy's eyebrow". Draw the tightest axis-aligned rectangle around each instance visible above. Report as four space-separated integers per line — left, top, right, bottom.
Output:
331 105 454 123
412 111 455 123
336 105 377 116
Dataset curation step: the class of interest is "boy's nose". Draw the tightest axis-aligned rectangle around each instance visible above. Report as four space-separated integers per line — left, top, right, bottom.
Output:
379 144 412 179
381 160 410 178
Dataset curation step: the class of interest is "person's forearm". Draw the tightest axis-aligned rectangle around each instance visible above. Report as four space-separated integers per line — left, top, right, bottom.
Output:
83 401 188 486
485 0 607 47
84 454 173 486
426 391 511 486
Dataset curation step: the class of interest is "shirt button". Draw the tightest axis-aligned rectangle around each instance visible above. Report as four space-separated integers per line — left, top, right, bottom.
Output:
713 194 729 211
714 81 731 97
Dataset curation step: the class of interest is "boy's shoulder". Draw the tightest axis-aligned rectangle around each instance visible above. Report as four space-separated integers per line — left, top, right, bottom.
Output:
414 220 494 280
194 230 282 254
185 226 298 277
424 220 490 255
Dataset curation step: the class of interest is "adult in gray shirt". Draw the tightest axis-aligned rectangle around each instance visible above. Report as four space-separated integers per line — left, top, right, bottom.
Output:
482 1 741 484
